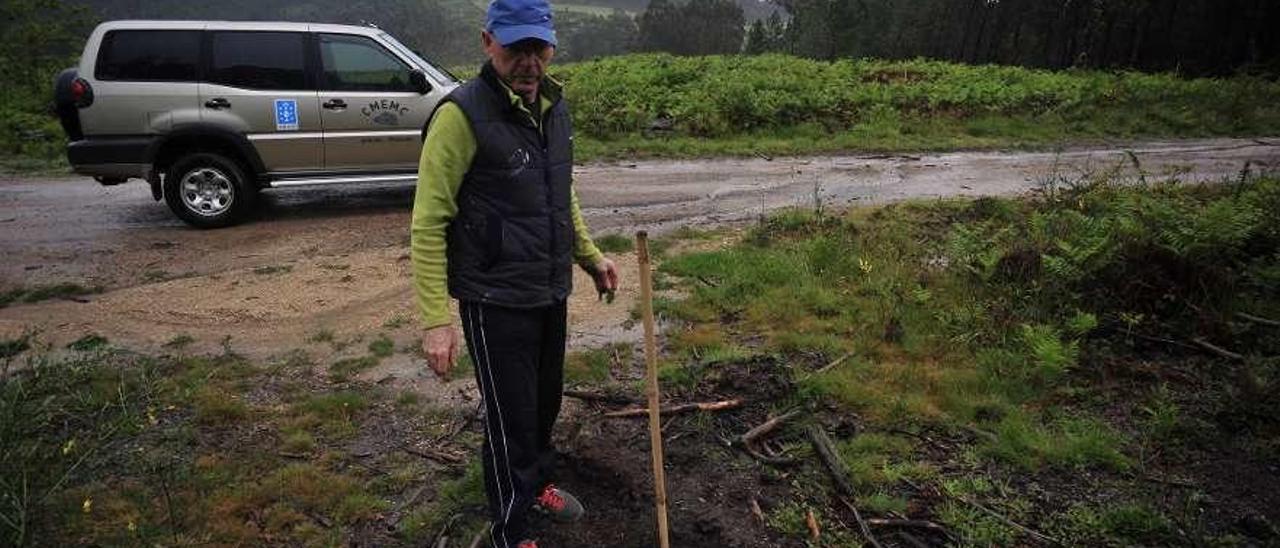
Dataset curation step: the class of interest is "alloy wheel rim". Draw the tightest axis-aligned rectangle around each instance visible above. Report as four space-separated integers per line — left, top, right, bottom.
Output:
179 167 234 217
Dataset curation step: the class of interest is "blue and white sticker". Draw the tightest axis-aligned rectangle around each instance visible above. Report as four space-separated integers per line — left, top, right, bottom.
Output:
274 99 299 131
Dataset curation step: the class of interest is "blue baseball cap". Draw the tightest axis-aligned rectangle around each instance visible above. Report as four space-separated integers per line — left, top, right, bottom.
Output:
486 0 557 47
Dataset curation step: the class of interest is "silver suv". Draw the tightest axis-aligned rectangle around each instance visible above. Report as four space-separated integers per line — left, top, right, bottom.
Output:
53 20 459 227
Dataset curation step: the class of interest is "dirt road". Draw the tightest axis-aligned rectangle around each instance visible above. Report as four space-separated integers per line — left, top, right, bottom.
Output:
1 138 1275 385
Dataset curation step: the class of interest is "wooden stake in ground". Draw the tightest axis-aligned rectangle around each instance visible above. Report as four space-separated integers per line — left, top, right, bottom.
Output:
637 231 671 548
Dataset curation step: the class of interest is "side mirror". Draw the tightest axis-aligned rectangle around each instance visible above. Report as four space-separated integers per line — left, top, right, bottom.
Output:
410 70 432 95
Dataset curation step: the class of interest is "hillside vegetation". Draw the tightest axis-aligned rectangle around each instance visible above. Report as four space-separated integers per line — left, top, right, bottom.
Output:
551 54 1280 159
8 51 1280 171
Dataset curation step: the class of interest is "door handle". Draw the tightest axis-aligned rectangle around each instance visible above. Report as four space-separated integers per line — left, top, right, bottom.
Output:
323 99 347 110
204 98 231 109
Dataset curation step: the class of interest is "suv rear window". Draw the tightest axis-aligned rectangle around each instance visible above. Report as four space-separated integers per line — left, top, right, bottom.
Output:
209 31 308 90
96 30 200 82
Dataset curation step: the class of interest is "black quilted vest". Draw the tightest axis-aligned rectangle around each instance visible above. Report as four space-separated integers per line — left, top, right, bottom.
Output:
445 63 575 307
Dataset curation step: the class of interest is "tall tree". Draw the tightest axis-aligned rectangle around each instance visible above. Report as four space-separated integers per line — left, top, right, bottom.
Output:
638 0 745 55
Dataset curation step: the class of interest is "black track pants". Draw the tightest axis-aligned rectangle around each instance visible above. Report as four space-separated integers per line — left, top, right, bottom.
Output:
460 300 567 547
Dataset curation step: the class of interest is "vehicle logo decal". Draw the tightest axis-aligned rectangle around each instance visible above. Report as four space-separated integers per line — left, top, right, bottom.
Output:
274 99 299 131
362 99 411 126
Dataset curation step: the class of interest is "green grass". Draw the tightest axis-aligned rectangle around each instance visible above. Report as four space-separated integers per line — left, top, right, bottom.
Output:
0 331 463 546
1 283 101 308
659 175 1280 474
0 334 32 360
368 334 395 358
594 233 635 253
564 343 631 384
399 460 487 542
66 334 108 352
328 355 380 382
252 265 292 276
162 334 195 350
308 329 335 344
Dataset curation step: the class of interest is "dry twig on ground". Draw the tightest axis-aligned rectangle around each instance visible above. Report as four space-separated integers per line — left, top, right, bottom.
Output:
602 398 742 418
839 498 885 548
1192 337 1245 361
952 495 1061 546
807 425 856 497
1237 312 1280 327
563 389 639 405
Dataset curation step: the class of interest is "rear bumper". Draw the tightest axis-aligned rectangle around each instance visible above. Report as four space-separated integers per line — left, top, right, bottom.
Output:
67 136 155 180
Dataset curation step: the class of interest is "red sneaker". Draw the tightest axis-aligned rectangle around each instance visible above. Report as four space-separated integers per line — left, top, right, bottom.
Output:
533 483 584 522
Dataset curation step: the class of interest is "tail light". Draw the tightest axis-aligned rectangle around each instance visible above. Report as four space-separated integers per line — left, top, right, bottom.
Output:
70 78 93 108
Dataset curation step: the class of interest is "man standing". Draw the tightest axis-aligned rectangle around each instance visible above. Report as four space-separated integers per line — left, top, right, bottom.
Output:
410 0 619 546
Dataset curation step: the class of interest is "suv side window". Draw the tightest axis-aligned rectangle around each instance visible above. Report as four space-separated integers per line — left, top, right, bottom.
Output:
319 34 414 92
209 31 308 90
96 30 201 82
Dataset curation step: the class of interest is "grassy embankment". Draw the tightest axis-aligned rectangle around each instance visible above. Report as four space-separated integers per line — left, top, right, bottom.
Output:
638 170 1280 545
8 54 1280 173
555 53 1280 159
3 167 1277 545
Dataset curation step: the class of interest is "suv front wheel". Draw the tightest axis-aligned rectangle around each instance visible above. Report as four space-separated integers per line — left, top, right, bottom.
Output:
164 153 255 228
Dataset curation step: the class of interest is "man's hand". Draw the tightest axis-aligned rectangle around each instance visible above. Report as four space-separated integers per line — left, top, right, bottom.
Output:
589 257 620 301
421 325 460 380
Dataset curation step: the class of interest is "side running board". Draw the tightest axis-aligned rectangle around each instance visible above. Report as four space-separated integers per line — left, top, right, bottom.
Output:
268 173 418 187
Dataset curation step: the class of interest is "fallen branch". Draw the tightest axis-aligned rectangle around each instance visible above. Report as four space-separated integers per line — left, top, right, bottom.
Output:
958 424 998 444
815 351 855 375
1192 337 1245 361
866 518 949 534
403 445 465 464
306 511 332 529
386 485 431 527
744 445 800 465
1237 312 1280 328
603 398 742 418
741 410 800 446
807 425 856 497
887 427 947 451
839 498 885 548
564 389 638 405
440 401 483 441
1127 471 1197 489
1119 330 1201 351
953 495 1061 546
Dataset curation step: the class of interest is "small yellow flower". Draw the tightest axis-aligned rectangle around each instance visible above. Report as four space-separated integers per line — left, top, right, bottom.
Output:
82 497 92 514
858 258 873 274
127 521 137 533
61 439 76 455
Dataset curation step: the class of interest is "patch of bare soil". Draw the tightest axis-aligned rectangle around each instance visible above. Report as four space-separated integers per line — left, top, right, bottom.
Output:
534 358 801 547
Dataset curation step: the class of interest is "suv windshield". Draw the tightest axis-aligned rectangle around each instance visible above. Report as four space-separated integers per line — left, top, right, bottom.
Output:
379 33 458 84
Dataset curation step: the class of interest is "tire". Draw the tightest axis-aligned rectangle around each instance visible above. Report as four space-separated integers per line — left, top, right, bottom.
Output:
163 152 255 228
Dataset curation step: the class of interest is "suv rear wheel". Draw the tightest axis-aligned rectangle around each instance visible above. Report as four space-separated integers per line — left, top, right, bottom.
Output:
164 152 255 228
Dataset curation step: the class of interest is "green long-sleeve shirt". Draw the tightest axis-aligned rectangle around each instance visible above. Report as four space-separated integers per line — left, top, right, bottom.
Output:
410 81 604 329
